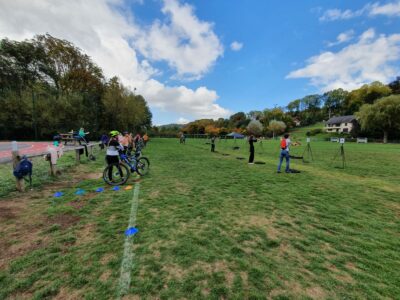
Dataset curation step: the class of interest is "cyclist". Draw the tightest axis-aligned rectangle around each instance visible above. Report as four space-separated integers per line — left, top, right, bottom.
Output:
106 130 124 181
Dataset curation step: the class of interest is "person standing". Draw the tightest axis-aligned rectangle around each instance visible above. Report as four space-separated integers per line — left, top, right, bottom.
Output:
143 133 149 147
121 131 130 153
106 131 124 181
99 133 109 150
248 135 257 164
277 133 291 173
180 133 186 144
211 136 216 152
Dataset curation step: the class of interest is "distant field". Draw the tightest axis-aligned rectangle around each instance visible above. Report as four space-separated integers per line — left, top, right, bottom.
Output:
0 138 399 299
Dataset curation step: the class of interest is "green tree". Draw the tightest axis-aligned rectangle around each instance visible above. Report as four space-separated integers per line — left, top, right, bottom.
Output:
389 77 400 94
268 120 286 139
344 81 391 114
356 95 400 143
246 120 263 136
229 112 248 129
322 88 348 118
286 99 301 116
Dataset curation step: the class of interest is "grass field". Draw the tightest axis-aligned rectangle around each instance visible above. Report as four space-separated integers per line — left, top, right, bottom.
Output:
0 138 399 299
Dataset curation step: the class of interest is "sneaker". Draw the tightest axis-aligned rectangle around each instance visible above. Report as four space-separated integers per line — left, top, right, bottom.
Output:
277 171 281 173
248 163 254 165
285 170 292 173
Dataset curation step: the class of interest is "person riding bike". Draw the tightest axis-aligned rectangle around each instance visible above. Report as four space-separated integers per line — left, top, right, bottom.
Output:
106 130 124 181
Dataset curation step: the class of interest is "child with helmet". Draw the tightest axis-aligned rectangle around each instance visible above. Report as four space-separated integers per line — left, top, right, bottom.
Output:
106 131 124 181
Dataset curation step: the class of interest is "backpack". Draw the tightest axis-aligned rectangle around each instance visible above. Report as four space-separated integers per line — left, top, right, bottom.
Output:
280 139 287 150
13 158 33 180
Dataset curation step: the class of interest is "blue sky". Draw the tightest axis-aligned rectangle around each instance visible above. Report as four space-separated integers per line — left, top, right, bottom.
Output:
149 0 400 124
1 0 400 124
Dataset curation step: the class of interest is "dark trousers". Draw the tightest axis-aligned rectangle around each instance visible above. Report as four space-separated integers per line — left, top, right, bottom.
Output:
211 144 215 152
249 150 254 163
106 155 121 180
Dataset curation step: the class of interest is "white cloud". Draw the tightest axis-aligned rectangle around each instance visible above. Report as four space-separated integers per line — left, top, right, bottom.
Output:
135 0 223 80
320 1 400 21
177 117 189 124
230 41 243 51
0 0 229 122
327 30 355 47
319 8 365 21
287 29 400 91
370 1 400 16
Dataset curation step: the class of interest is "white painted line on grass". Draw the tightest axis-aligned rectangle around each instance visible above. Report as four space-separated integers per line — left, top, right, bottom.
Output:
117 183 141 299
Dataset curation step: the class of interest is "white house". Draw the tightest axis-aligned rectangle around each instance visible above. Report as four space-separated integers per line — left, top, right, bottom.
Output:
325 115 357 134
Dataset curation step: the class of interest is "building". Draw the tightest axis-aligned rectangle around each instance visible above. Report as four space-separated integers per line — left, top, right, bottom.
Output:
325 115 357 134
293 118 301 127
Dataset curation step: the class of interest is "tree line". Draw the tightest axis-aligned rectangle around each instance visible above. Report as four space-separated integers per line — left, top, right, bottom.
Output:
154 79 400 142
0 34 152 140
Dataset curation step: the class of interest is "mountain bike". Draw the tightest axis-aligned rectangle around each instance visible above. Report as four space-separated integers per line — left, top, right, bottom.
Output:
103 152 150 186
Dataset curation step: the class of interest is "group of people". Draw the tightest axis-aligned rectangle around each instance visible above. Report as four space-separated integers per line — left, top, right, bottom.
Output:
204 133 293 173
103 130 149 180
247 133 291 172
100 131 149 152
248 133 292 173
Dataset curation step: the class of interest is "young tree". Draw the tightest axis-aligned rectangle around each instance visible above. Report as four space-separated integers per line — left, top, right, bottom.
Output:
356 95 400 143
322 88 348 118
246 120 263 136
268 120 286 139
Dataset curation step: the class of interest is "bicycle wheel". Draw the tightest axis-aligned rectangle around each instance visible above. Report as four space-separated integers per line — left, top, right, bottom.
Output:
136 157 150 176
103 163 130 185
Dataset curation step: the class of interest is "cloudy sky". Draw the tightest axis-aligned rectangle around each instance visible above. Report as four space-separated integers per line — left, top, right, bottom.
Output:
1 0 400 125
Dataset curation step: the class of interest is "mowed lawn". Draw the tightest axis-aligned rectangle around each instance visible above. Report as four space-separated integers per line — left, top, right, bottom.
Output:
0 138 399 299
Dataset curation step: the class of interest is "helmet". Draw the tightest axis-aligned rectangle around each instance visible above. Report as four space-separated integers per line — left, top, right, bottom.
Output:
110 130 120 137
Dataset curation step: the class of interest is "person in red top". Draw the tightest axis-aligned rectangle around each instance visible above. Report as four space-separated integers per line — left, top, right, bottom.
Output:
277 133 291 173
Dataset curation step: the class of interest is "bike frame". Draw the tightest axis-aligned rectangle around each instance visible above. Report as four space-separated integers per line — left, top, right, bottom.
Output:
119 153 138 172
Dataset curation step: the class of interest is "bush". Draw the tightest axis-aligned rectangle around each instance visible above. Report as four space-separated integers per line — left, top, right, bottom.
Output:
309 128 323 136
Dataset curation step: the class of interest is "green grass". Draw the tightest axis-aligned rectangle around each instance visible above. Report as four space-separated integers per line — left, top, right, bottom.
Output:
0 138 399 299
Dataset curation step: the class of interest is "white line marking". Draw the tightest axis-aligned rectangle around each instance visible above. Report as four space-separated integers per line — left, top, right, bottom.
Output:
117 183 141 299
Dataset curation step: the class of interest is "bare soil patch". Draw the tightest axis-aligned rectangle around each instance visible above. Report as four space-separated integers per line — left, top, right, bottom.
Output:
47 214 80 230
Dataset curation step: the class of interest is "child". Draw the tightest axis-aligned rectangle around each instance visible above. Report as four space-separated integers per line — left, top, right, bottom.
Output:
106 131 124 181
277 133 291 173
78 127 89 145
99 133 109 150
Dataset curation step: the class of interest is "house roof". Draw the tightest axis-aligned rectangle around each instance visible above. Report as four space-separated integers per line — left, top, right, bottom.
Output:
326 115 356 125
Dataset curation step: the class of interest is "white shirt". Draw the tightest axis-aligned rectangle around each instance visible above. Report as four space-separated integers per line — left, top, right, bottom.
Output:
285 138 291 152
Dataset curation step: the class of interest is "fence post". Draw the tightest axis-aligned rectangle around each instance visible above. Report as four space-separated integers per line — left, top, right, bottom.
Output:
48 147 58 176
11 141 24 192
75 148 81 163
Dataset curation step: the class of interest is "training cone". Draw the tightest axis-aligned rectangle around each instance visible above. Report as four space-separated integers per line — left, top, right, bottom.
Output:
125 227 139 236
112 186 120 191
75 189 85 195
124 185 133 190
95 187 104 193
53 191 63 198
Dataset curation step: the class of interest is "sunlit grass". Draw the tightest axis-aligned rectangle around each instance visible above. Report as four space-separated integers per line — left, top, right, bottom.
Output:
0 138 399 299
